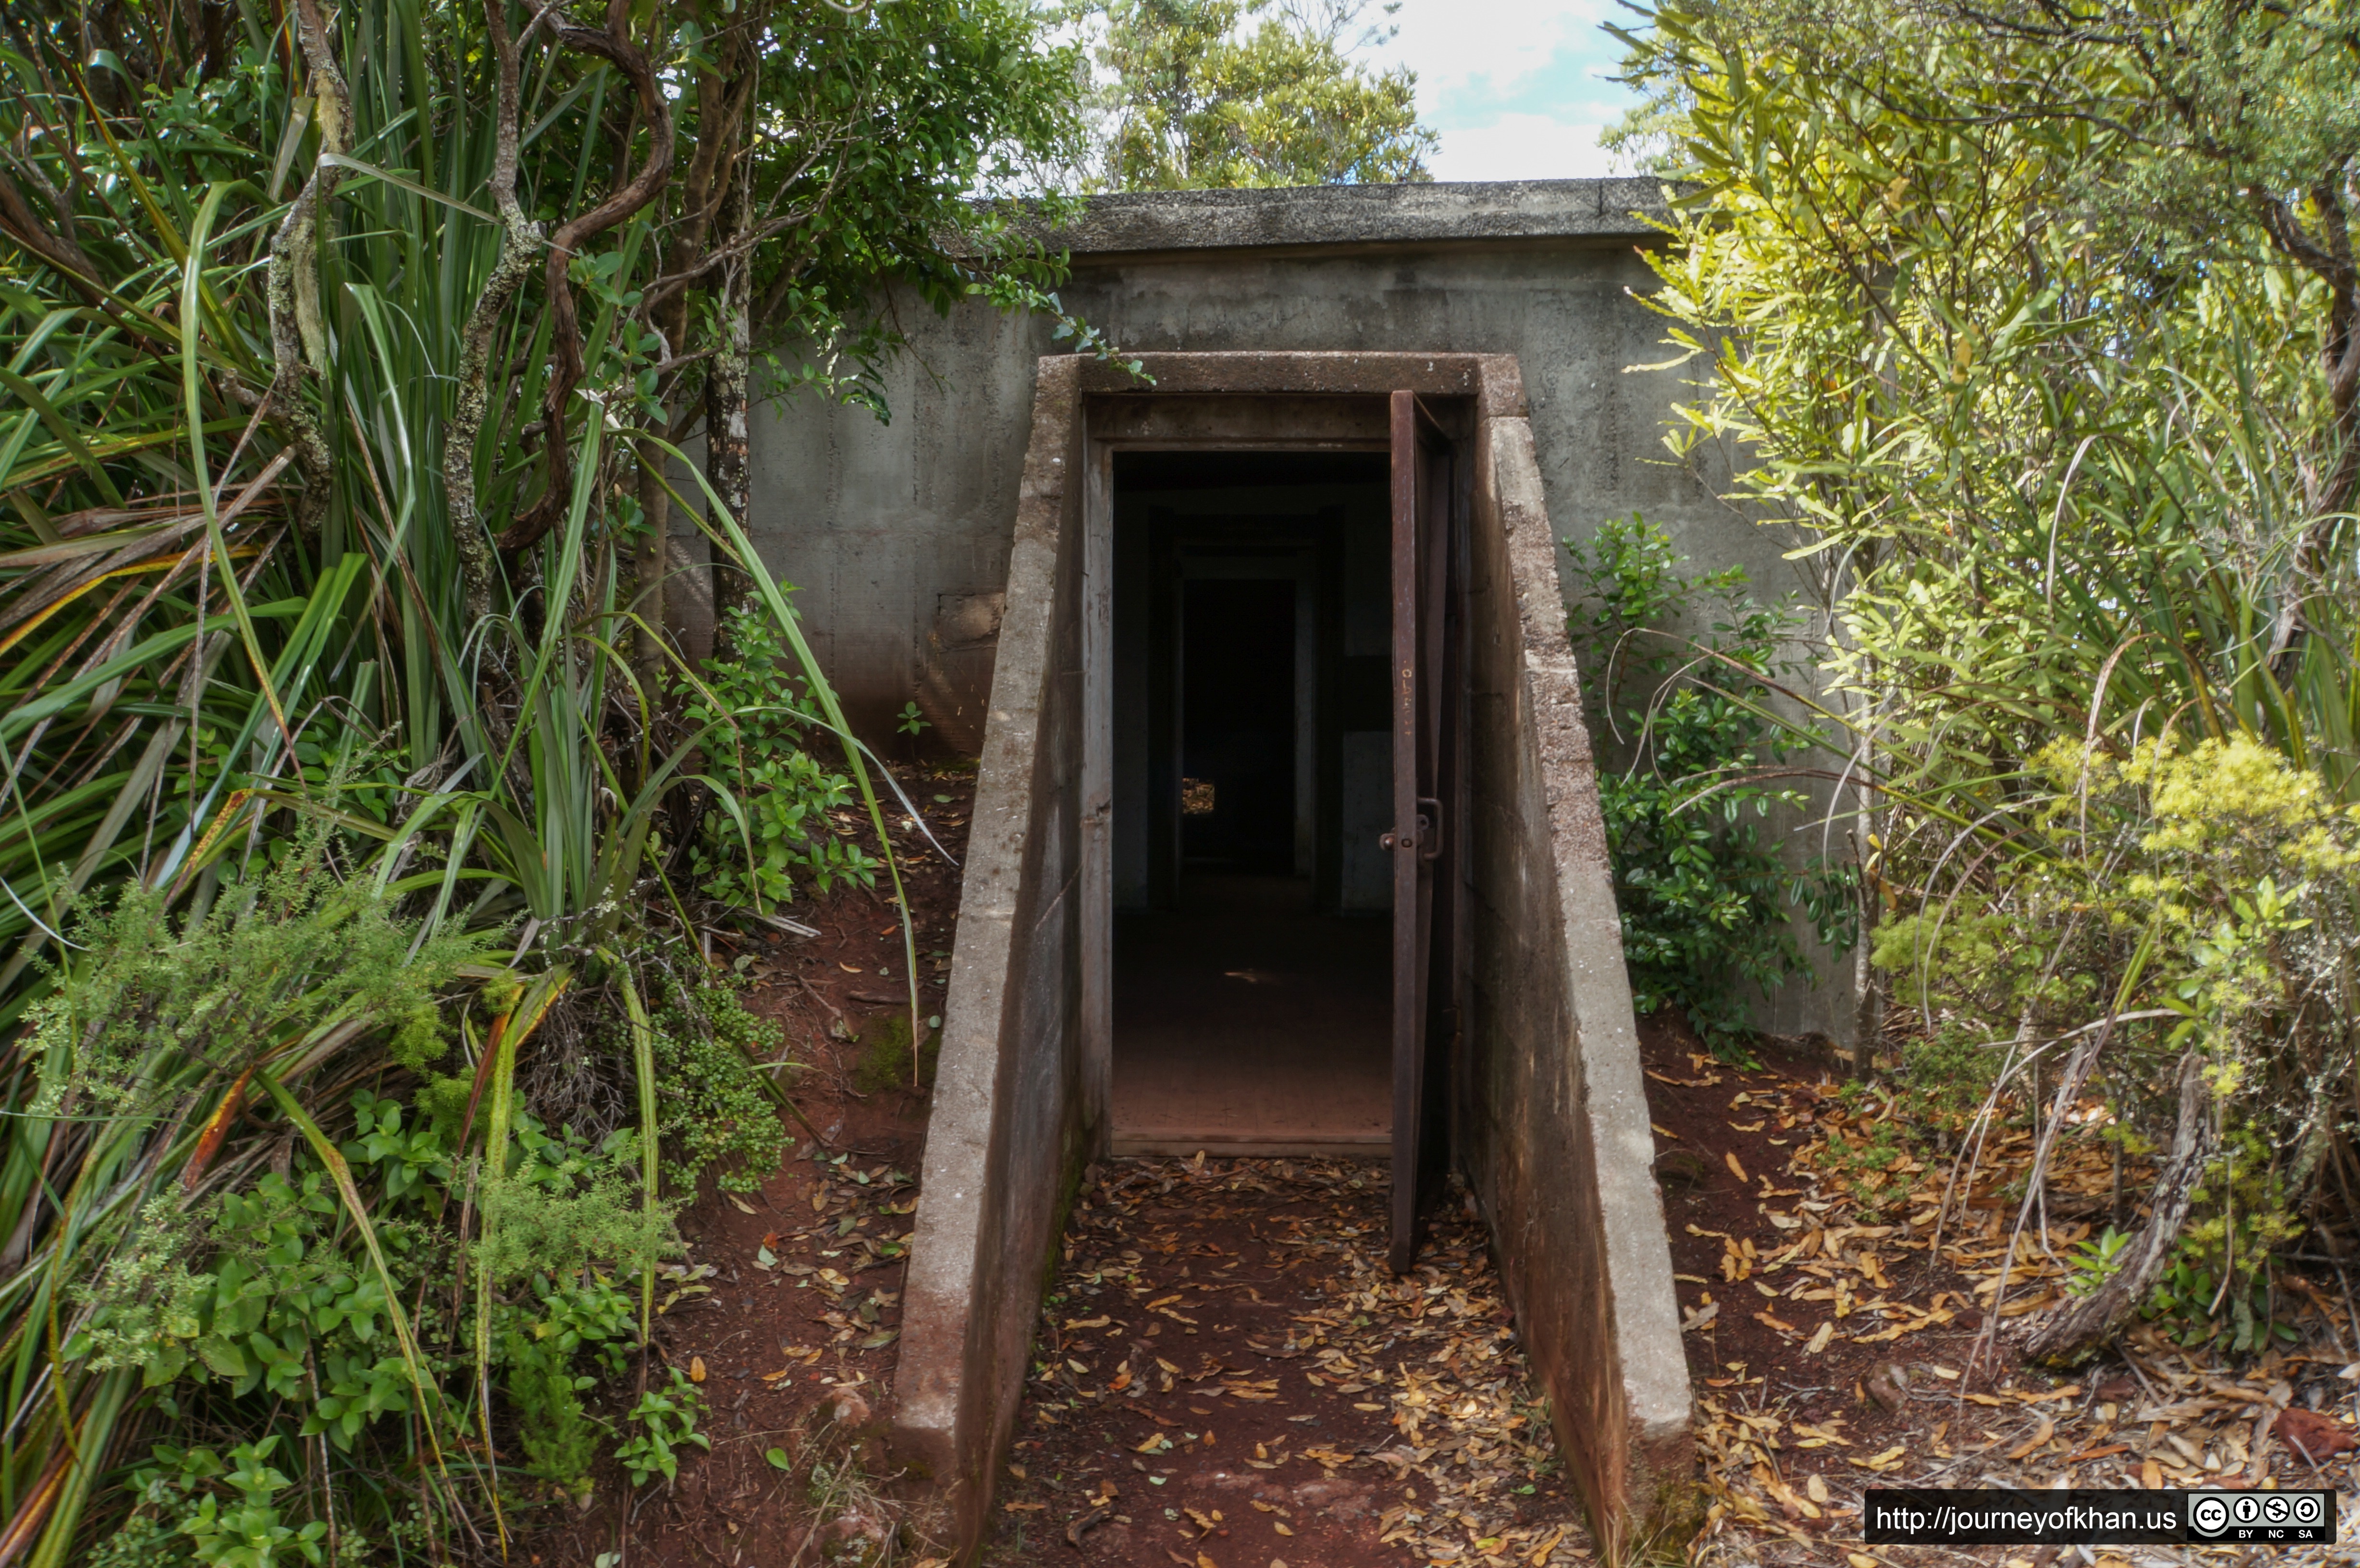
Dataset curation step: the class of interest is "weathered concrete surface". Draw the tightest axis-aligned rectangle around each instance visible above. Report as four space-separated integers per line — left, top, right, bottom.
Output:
744 178 1848 1041
894 352 1691 1562
984 179 1678 258
1463 371 1695 1551
891 358 1094 1550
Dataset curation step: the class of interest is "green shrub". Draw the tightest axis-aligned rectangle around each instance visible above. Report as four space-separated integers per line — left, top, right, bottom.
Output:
616 1368 710 1487
651 979 792 1193
1878 735 2360 1331
1563 515 1856 1054
681 608 881 912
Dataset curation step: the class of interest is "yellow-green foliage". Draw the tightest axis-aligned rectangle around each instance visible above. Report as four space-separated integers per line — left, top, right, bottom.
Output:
1882 735 2360 1296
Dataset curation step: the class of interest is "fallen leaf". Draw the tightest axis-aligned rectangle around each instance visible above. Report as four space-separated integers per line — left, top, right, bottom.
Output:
688 1356 707 1383
1726 1151 1750 1184
1804 1322 1835 1354
766 1447 791 1469
2004 1417 2054 1460
1805 1473 1829 1504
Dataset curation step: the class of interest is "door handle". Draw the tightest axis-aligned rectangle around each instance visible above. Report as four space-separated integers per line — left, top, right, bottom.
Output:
1382 805 1440 855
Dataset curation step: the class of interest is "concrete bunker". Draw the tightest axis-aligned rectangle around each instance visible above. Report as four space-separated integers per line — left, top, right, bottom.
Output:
889 352 1694 1560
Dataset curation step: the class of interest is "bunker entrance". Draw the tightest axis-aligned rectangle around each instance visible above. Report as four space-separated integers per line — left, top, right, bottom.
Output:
899 359 1690 1553
1108 450 1397 1158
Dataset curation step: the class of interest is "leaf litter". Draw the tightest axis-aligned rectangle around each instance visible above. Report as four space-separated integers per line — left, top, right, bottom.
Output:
1642 1021 2360 1568
986 1155 1596 1567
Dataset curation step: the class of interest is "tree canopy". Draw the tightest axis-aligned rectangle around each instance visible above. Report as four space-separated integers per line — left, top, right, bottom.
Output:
1067 0 1437 188
1612 0 2360 1360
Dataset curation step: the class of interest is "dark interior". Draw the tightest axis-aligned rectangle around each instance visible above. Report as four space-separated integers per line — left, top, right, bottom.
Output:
1180 577 1296 870
1107 449 1395 1154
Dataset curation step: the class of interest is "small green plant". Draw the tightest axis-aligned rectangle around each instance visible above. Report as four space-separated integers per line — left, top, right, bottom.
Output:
651 978 792 1192
1562 514 1856 1055
897 701 932 736
616 1368 711 1486
2064 1227 2132 1299
682 606 882 911
177 1439 329 1568
504 1325 604 1497
1817 1117 1910 1218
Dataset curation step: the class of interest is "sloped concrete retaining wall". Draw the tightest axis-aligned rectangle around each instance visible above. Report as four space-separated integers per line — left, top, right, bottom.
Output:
892 357 1094 1548
1463 386 1695 1549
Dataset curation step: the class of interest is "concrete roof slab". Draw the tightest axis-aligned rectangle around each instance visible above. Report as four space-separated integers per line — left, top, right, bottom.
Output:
985 179 1674 261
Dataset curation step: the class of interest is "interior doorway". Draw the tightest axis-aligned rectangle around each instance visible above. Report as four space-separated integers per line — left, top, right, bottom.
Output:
1106 450 1395 1155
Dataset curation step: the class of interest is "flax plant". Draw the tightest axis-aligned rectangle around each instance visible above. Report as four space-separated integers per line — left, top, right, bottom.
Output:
0 0 1089 1554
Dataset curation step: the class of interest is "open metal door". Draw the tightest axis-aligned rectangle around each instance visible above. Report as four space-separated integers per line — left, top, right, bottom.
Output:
1387 391 1462 1272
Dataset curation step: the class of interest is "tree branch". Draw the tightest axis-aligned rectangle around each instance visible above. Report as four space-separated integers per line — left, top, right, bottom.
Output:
493 0 677 555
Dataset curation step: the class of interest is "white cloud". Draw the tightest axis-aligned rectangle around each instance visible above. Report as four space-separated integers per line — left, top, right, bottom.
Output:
1370 0 1638 182
1424 111 1618 182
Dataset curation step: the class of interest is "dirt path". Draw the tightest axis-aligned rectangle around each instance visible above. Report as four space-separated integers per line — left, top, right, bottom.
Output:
984 1157 1596 1568
535 790 2360 1568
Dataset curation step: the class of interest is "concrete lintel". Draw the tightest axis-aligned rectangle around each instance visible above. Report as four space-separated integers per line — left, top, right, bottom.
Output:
1076 351 1528 415
1086 392 1390 448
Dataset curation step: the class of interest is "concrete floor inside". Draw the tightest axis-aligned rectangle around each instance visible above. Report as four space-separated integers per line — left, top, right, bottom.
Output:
1110 873 1390 1156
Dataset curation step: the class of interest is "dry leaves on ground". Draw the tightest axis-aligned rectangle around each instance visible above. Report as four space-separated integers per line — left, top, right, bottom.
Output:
990 1156 1597 1568
1673 1069 2360 1568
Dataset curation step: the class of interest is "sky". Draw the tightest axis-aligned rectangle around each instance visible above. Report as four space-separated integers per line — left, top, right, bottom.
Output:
1369 0 1642 181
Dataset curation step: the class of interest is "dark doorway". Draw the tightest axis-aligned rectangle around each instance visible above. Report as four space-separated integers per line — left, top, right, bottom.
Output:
1180 578 1296 870
1108 451 1394 1155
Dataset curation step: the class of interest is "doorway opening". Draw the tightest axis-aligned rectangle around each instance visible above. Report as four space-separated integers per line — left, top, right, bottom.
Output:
1108 450 1395 1155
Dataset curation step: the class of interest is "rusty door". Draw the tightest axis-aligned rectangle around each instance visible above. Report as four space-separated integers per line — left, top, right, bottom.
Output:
1387 391 1463 1272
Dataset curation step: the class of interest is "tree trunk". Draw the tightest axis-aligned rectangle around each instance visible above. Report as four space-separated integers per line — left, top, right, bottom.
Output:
2022 1049 2214 1363
634 443 670 688
706 169 754 662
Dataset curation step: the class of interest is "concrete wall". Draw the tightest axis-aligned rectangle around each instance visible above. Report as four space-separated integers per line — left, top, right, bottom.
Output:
892 359 1094 1549
1463 387 1695 1549
744 183 1757 736
741 180 1852 1040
